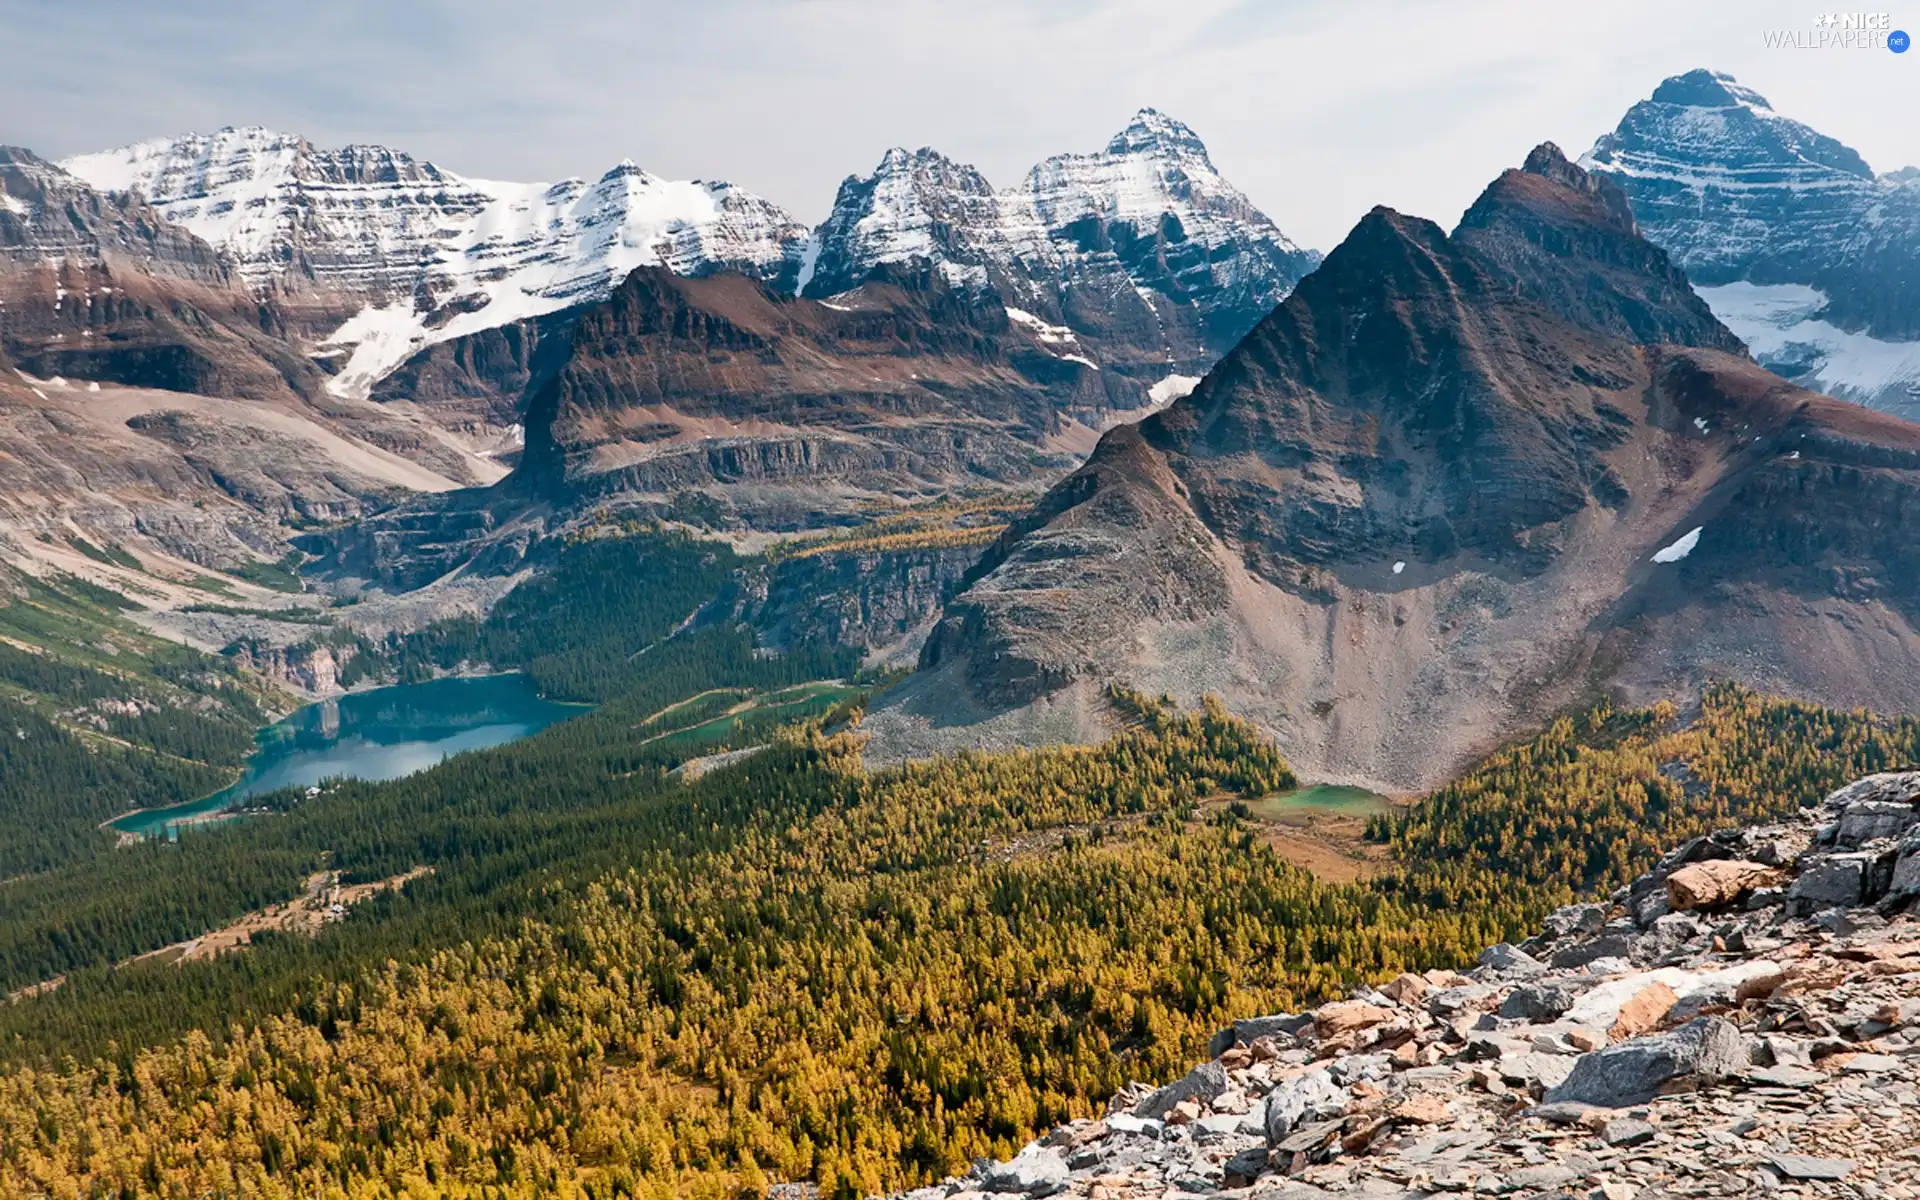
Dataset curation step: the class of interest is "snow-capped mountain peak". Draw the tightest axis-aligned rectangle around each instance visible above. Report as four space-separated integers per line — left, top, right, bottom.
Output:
1102 106 1213 163
60 130 810 398
801 110 1318 379
58 111 1315 403
1583 69 1874 191
1585 67 1920 417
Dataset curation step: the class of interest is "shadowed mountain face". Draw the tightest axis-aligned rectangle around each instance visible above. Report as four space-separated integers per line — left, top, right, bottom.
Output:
879 145 1920 790
515 262 1096 503
308 262 1131 588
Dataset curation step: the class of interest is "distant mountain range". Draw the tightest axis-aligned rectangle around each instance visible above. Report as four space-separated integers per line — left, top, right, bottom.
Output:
798 109 1320 385
7 72 1920 767
53 111 1316 411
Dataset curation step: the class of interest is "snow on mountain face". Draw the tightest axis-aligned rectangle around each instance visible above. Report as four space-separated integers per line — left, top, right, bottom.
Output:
1584 69 1920 412
316 165 810 400
0 146 227 279
801 109 1318 377
1698 281 1920 421
1580 70 1872 285
61 129 811 398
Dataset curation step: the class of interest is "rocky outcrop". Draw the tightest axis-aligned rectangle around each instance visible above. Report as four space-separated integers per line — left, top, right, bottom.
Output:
1583 69 1920 415
225 638 349 697
756 544 982 663
894 772 1920 1198
801 110 1319 397
878 145 1920 792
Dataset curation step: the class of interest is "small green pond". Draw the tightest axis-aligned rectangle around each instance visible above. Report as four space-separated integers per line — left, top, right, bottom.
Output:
1241 785 1393 823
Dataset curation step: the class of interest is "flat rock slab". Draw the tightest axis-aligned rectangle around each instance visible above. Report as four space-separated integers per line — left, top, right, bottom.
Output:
1841 1053 1900 1073
1745 1065 1825 1088
1768 1154 1855 1180
1600 1117 1657 1147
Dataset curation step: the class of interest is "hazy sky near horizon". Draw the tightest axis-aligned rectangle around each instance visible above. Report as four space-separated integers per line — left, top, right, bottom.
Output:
4 0 1915 250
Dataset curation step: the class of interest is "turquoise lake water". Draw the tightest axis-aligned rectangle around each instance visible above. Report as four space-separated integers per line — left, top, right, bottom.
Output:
109 674 582 839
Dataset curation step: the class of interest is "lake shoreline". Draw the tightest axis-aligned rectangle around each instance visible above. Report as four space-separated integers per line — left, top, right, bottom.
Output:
105 673 586 839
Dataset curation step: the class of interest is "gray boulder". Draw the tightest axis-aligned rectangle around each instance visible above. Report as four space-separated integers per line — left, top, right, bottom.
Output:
1539 902 1608 940
1206 1012 1314 1057
1889 828 1920 897
1821 771 1920 812
1134 1060 1228 1119
1631 889 1670 928
1836 799 1918 847
1544 1017 1744 1107
1551 933 1638 969
1501 980 1580 1022
1788 853 1870 911
1263 1069 1348 1143
1478 942 1547 977
979 1145 1070 1195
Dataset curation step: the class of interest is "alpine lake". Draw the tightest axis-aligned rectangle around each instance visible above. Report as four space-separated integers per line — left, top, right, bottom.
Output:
108 674 585 840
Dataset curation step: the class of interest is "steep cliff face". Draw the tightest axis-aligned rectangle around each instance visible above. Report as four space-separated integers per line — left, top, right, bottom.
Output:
799 109 1319 396
515 263 1093 508
0 146 326 403
880 146 1920 790
1584 69 1920 415
225 638 347 696
757 545 982 664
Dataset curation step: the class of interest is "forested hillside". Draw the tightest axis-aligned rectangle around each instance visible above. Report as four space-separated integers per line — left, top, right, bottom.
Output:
0 529 866 992
0 566 276 878
3 680 1914 1197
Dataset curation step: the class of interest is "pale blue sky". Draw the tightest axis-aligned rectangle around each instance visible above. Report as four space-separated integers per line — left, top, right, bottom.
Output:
3 0 1915 249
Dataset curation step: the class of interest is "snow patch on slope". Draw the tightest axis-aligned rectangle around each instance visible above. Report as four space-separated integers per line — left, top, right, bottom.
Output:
1147 373 1201 406
1005 306 1079 345
1651 526 1703 564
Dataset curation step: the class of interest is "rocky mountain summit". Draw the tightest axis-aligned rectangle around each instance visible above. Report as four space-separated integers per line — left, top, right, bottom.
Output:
802 109 1319 395
896 771 1920 1200
874 144 1920 790
1583 69 1920 416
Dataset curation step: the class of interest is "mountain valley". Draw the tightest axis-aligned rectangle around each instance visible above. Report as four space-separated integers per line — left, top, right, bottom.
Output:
5 58 1920 1200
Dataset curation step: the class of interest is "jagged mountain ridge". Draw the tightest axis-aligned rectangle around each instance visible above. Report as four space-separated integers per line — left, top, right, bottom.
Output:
800 108 1321 391
60 128 814 401
59 112 1314 413
1584 69 1920 416
866 144 1920 791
